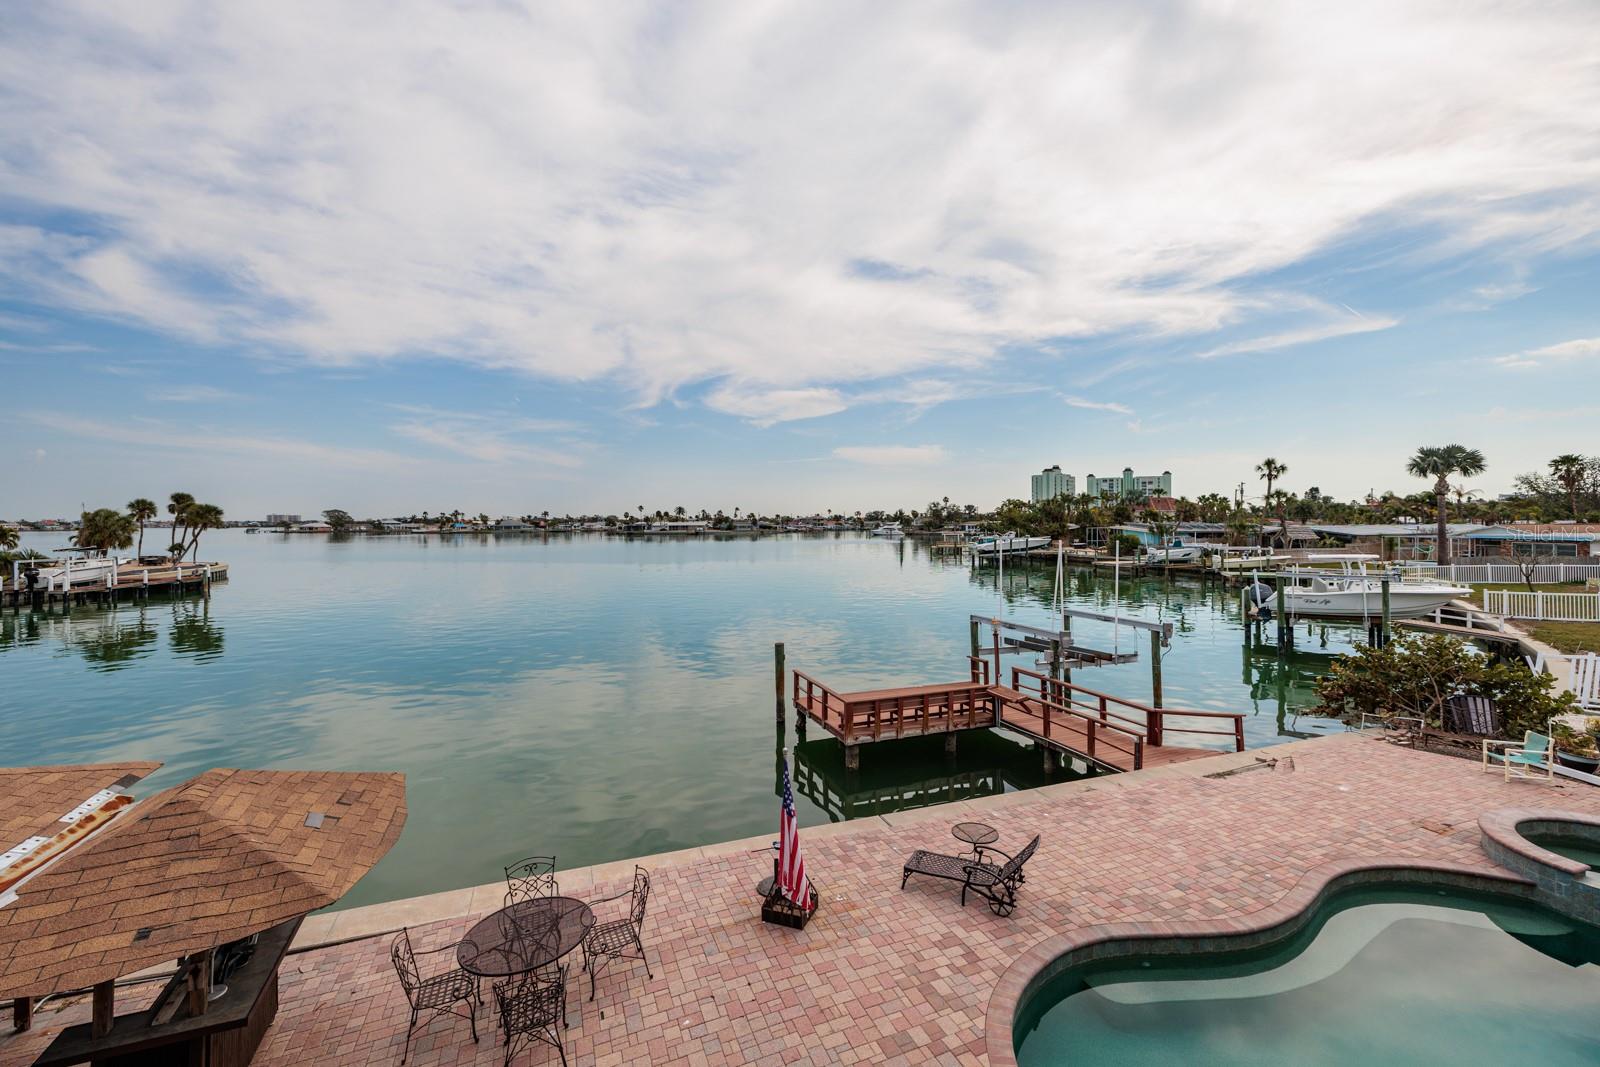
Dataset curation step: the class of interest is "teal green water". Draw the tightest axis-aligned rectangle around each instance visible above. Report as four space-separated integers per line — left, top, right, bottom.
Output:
2 531 1357 907
1015 887 1600 1066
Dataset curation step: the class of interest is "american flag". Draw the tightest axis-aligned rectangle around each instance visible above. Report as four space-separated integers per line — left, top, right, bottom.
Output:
777 749 810 908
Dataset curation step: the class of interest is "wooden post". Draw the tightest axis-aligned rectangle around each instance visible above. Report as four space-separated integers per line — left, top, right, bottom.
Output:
13 995 32 1033
1275 578 1287 652
1150 630 1163 709
1380 578 1392 647
774 642 785 720
969 617 980 663
185 949 213 1017
844 745 859 771
92 980 114 1038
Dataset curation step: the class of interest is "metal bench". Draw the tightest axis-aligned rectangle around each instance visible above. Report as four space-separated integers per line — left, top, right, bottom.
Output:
901 834 1039 916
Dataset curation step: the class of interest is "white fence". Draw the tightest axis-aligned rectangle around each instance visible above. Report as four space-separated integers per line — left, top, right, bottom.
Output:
1483 589 1600 622
1400 561 1600 585
1528 651 1600 711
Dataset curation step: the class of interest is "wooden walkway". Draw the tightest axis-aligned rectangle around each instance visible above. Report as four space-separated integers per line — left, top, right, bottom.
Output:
792 665 1244 774
1 562 227 608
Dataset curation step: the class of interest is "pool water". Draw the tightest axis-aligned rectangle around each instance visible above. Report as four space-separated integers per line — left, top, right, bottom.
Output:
1014 887 1600 1066
1528 834 1600 871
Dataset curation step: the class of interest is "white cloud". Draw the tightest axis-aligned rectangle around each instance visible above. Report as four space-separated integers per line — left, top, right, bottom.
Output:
1492 336 1600 369
0 2 1597 413
1062 395 1133 415
1193 312 1399 359
146 385 242 403
28 412 412 471
706 384 849 426
832 444 947 466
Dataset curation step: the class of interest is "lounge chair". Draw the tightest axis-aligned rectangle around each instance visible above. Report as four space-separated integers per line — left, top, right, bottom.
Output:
1482 731 1556 782
901 834 1039 916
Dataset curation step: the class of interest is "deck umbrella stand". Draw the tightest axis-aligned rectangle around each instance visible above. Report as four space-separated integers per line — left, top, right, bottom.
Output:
0 767 405 1067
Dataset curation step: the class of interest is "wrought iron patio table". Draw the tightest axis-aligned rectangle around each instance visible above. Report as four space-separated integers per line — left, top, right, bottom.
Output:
457 896 595 978
952 822 999 854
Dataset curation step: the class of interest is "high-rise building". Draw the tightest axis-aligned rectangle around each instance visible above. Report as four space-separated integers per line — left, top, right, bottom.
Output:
1085 468 1172 501
1031 465 1075 503
265 513 302 525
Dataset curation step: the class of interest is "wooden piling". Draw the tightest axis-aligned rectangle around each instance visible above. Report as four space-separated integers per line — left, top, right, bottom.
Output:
1380 578 1392 647
1150 630 1163 708
774 641 786 719
12 996 32 1033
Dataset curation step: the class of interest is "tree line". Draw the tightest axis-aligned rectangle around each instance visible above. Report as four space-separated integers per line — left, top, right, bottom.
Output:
70 493 225 560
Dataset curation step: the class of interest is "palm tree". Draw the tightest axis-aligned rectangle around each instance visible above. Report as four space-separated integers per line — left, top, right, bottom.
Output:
1255 458 1287 502
1549 454 1587 520
73 509 137 554
167 492 195 556
0 524 18 552
181 505 225 563
1407 445 1487 566
127 498 157 556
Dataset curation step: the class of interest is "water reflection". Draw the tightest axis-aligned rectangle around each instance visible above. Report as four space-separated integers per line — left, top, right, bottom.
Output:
789 731 1103 823
169 603 225 660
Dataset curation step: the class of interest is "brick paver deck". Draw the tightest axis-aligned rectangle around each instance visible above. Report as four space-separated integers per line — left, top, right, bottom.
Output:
6 732 1598 1067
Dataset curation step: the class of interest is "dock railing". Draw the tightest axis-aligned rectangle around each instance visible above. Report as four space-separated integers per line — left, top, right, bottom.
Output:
1009 666 1245 752
793 672 995 742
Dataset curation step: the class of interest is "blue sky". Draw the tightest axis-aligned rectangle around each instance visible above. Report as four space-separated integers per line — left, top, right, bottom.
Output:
3 2 1599 518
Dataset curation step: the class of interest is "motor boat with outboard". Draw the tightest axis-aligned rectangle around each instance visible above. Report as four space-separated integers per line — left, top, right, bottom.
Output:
969 531 1050 554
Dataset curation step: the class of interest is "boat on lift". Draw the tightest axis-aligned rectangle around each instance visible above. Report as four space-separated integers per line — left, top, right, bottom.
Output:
28 549 122 590
1280 557 1469 619
870 521 905 538
969 531 1050 555
1144 537 1219 565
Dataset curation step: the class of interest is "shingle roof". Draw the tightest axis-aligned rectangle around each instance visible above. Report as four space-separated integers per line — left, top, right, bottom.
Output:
0 767 405 1000
0 763 161 855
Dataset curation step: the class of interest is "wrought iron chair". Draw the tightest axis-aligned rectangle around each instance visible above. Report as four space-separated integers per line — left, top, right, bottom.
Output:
902 834 1040 916
582 865 653 1000
492 966 569 1067
505 855 559 907
389 927 480 1064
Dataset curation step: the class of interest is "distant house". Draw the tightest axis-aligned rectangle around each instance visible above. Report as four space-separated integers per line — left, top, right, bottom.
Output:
1461 524 1600 559
1144 496 1178 515
1310 523 1489 560
495 517 534 530
292 521 333 533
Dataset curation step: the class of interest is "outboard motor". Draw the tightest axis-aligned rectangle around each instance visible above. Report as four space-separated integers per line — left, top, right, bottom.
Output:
1245 580 1274 621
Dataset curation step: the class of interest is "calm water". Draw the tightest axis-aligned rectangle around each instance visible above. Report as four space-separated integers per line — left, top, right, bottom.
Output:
1015 888 1600 1065
2 531 1359 907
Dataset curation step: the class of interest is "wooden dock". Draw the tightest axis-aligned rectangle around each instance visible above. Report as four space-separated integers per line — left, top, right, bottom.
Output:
792 664 1243 774
2 561 228 608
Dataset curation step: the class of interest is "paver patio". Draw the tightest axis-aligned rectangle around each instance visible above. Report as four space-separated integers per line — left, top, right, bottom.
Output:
5 731 1598 1067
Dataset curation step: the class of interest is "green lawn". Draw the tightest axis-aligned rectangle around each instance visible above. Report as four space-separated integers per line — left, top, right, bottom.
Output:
1466 582 1600 653
1465 581 1589 606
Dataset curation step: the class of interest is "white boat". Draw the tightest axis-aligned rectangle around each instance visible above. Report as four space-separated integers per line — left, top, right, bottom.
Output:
870 522 904 538
1281 561 1469 619
30 551 121 590
969 532 1050 555
1144 538 1218 565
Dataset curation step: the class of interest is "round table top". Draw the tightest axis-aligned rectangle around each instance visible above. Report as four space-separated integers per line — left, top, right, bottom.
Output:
951 822 999 847
457 896 595 977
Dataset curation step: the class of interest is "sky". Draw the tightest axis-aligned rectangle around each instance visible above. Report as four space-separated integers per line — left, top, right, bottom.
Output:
2 1 1599 519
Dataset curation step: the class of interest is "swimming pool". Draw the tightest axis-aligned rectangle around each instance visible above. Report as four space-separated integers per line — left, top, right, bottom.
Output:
1012 885 1600 1066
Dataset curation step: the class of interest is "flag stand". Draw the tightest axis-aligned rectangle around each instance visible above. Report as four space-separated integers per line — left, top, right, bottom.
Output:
760 857 820 930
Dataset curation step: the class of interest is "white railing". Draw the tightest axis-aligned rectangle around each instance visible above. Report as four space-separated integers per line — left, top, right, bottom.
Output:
1482 590 1600 621
1399 561 1600 585
1575 654 1600 710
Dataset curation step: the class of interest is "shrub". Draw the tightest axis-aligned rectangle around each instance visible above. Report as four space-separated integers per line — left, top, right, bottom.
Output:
1314 633 1575 736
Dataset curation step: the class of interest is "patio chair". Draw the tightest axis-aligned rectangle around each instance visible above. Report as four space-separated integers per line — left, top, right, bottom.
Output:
492 966 568 1067
390 927 480 1064
1482 731 1557 783
901 834 1040 916
582 866 653 1000
505 855 559 907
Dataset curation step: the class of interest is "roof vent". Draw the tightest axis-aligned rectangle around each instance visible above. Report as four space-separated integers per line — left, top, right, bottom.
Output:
304 812 324 829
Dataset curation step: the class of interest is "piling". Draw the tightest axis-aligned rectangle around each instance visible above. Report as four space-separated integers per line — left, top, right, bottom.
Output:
774 642 786 719
1150 630 1164 708
1380 578 1392 647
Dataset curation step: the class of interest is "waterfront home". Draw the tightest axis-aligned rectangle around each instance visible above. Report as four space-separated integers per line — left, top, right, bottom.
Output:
1462 524 1600 559
494 517 534 531
1309 522 1490 559
290 520 333 533
648 520 709 534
